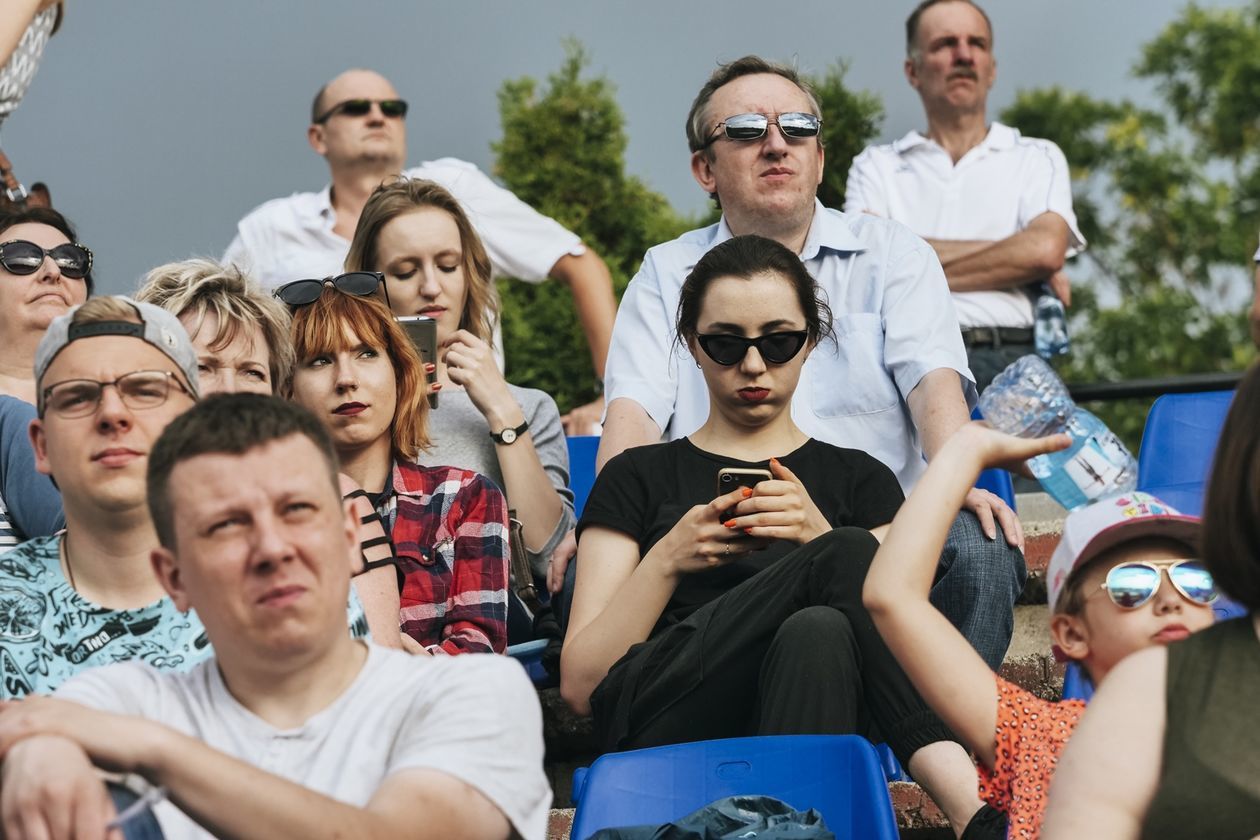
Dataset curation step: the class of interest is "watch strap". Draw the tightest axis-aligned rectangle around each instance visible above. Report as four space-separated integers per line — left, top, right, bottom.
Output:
489 419 529 444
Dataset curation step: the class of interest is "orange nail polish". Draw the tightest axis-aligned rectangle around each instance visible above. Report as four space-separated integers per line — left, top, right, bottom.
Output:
743 528 753 535
724 519 737 528
741 487 753 498
770 457 780 466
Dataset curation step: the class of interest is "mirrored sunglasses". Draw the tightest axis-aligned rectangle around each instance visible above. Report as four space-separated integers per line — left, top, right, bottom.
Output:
696 331 809 366
702 112 822 149
1100 559 1217 609
274 272 389 308
0 239 93 279
314 98 408 123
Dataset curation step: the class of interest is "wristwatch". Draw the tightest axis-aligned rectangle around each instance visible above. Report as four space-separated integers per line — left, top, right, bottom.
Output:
489 420 529 445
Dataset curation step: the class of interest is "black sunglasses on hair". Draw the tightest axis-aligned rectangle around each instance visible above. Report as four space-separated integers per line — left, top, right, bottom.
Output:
0 239 93 279
313 98 408 124
696 331 809 366
274 272 390 309
701 112 822 149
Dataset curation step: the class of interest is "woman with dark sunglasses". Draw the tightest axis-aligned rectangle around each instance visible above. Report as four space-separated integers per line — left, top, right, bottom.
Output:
560 234 995 838
0 207 92 405
1041 364 1260 840
287 285 509 654
345 178 575 641
0 207 89 549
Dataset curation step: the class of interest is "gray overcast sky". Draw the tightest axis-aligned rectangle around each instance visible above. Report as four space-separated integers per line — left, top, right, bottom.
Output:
2 0 1244 294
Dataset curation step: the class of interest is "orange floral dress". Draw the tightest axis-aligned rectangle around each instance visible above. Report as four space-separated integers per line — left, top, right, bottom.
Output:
976 675 1086 839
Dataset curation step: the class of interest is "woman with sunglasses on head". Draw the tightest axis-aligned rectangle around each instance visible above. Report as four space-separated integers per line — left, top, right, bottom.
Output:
344 178 575 636
560 234 1001 838
136 261 401 648
285 278 509 654
1042 366 1260 840
0 207 91 547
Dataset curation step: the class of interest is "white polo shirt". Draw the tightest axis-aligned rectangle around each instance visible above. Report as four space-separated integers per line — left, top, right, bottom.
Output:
604 201 974 493
844 122 1085 330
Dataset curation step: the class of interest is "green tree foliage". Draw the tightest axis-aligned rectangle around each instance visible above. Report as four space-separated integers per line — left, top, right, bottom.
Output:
809 62 885 210
491 41 696 412
999 3 1258 446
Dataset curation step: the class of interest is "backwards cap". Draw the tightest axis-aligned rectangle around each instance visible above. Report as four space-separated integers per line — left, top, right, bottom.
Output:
34 296 201 413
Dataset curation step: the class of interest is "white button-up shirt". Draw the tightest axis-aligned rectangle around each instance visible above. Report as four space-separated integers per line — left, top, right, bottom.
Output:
844 123 1085 329
223 157 583 290
604 201 974 492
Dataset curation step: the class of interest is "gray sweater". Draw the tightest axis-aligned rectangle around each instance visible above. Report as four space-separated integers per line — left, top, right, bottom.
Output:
420 385 575 579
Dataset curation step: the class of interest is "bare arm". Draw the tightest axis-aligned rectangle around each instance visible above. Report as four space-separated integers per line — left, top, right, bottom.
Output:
550 250 617 381
595 397 661 473
0 700 511 840
560 485 759 715
907 368 1024 546
864 424 1070 768
442 330 565 555
1251 264 1260 348
0 0 52 69
1041 647 1168 839
932 212 1070 293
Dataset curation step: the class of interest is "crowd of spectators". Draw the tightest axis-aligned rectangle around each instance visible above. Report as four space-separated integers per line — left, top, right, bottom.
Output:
0 1 1255 839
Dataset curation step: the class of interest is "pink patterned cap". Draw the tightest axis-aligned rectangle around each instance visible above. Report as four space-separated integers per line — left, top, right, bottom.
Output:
1046 491 1201 614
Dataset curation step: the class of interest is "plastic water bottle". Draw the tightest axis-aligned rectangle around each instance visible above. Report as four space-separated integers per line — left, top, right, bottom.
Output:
1034 284 1070 358
979 355 1137 510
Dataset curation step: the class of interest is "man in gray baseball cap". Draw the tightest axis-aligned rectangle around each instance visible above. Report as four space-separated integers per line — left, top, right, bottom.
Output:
0 296 204 697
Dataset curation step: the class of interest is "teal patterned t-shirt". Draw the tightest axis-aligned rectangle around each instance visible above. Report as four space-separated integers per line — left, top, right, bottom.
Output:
0 535 370 698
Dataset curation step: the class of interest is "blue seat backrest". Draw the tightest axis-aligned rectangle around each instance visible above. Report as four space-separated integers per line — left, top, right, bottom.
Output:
1136 390 1234 516
567 435 601 518
569 735 898 840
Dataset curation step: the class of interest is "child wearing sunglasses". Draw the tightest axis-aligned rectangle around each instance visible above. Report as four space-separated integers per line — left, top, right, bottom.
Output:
863 424 1217 839
562 234 1002 839
1042 365 1260 840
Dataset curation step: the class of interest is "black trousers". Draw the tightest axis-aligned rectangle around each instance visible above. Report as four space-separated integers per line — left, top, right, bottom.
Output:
590 527 955 767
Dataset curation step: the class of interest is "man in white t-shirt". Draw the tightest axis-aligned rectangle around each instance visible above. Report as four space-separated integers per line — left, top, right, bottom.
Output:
224 67 616 433
0 394 549 840
844 0 1085 390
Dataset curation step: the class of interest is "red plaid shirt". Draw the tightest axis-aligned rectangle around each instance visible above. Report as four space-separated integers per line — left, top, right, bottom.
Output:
381 461 509 654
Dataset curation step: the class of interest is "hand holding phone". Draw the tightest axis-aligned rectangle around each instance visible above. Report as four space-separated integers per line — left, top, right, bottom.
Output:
717 467 771 520
396 315 438 409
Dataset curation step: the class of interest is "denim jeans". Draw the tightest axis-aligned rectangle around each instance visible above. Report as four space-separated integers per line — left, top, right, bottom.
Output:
108 783 165 840
931 510 1026 671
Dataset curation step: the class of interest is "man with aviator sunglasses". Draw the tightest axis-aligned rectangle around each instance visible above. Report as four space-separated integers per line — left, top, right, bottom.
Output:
865 423 1217 837
224 68 618 434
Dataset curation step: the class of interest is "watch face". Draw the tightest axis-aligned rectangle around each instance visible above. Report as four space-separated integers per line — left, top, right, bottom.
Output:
500 428 518 444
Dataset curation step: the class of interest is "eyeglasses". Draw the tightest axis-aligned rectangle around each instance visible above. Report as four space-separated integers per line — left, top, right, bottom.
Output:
696 331 809 366
42 370 191 419
313 98 408 124
1095 559 1217 609
274 272 390 308
701 112 822 149
0 239 93 279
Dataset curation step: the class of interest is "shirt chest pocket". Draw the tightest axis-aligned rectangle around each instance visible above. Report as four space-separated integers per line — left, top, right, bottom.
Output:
810 313 901 418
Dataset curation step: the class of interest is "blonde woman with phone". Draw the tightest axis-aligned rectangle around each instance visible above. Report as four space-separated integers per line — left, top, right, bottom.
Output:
559 234 993 838
345 178 574 629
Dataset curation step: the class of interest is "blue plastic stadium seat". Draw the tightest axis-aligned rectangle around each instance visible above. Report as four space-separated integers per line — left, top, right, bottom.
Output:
1136 390 1234 516
569 735 898 840
505 639 548 685
566 435 601 518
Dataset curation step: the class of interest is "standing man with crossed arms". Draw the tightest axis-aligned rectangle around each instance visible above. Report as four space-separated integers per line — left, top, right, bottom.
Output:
845 0 1085 391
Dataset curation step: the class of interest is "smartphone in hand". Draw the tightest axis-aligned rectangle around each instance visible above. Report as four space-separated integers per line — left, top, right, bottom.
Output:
717 467 771 520
396 315 438 410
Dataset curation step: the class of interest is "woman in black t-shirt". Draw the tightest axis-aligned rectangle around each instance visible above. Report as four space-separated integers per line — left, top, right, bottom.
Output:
560 234 986 836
